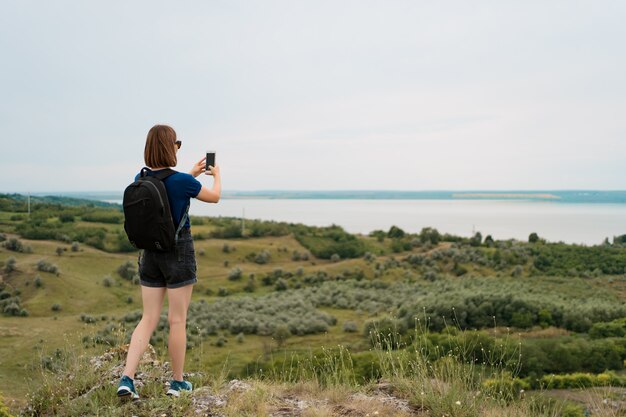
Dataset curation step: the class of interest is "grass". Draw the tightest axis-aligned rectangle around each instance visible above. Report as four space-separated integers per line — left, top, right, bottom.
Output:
3 206 626 415
13 326 616 416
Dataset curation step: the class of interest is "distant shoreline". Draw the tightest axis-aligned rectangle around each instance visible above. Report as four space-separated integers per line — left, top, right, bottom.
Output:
452 193 561 200
20 190 626 204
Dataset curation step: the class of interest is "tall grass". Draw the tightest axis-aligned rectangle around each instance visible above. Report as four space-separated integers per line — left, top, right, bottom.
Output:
20 324 616 417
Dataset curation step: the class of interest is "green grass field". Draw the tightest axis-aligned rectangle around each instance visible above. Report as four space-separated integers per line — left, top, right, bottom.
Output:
2 198 626 415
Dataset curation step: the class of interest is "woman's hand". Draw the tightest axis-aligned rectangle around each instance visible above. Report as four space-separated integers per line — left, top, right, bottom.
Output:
189 157 207 178
207 164 220 177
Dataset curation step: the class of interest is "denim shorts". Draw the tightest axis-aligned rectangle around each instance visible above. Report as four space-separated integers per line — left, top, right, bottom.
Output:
138 228 197 289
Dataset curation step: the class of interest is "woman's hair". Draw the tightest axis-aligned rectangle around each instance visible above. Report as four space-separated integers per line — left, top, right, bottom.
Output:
144 125 177 168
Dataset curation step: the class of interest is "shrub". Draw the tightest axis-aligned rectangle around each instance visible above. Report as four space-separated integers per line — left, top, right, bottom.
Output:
117 261 137 280
59 213 74 223
254 250 271 264
51 303 61 312
56 247 64 256
419 227 441 244
273 324 291 347
275 278 288 291
102 276 113 287
217 287 229 297
34 275 43 288
236 333 245 343
330 253 341 263
243 278 256 293
3 257 16 274
222 243 233 253
511 265 523 277
228 267 243 281
3 302 21 316
71 242 80 252
80 313 97 324
342 321 358 333
36 260 59 274
5 238 31 253
387 225 405 239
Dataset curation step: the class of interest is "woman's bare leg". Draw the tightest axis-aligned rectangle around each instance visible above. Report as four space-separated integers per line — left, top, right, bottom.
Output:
167 284 194 381
122 286 166 379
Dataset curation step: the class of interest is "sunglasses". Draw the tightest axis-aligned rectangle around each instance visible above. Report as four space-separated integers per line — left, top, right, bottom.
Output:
174 140 182 149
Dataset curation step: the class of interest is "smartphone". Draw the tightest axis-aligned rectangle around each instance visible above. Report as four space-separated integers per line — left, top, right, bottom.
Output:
205 150 216 172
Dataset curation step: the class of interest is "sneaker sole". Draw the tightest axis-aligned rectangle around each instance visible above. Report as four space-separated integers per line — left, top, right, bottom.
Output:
166 389 181 397
117 388 139 400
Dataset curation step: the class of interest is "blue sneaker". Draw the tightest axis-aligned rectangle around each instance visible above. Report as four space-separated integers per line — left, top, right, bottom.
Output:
167 379 193 397
117 375 139 400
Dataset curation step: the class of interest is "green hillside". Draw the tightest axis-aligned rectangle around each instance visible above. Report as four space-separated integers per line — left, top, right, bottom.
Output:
1 194 626 416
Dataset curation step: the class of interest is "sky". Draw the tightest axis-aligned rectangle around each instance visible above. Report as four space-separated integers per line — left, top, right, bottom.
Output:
0 1 625 192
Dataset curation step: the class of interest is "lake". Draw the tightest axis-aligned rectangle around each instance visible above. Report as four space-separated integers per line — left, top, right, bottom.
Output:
172 198 626 245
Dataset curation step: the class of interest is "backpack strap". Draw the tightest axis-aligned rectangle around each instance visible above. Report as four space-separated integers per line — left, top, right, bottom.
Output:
175 203 190 243
144 167 177 181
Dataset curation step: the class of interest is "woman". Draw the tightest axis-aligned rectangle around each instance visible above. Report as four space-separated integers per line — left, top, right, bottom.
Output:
117 124 221 399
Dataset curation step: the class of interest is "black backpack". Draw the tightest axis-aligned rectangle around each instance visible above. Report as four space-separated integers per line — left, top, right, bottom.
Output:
123 168 188 252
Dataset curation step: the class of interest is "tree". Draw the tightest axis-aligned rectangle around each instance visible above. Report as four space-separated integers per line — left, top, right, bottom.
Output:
470 232 483 247
529 233 540 244
387 225 405 239
273 325 291 348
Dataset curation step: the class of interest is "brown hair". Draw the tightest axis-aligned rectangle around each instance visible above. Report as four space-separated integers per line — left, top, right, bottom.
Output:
144 125 177 168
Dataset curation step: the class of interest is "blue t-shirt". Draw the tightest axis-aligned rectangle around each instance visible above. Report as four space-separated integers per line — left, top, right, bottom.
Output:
135 169 202 229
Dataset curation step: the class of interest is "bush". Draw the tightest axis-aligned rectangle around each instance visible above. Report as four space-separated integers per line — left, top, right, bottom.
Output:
330 254 341 262
275 278 288 291
342 321 358 333
71 242 80 252
3 257 16 274
419 227 441 244
243 278 256 293
222 243 233 253
387 225 405 239
4 238 31 253
296 227 367 260
228 267 243 281
36 260 59 274
59 214 74 223
51 303 61 312
273 324 291 347
117 261 137 280
102 276 113 287
80 313 97 324
34 275 43 288
3 302 21 316
254 250 271 264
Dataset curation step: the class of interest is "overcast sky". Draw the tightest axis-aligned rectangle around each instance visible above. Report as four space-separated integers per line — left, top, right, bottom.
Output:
1 1 625 192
